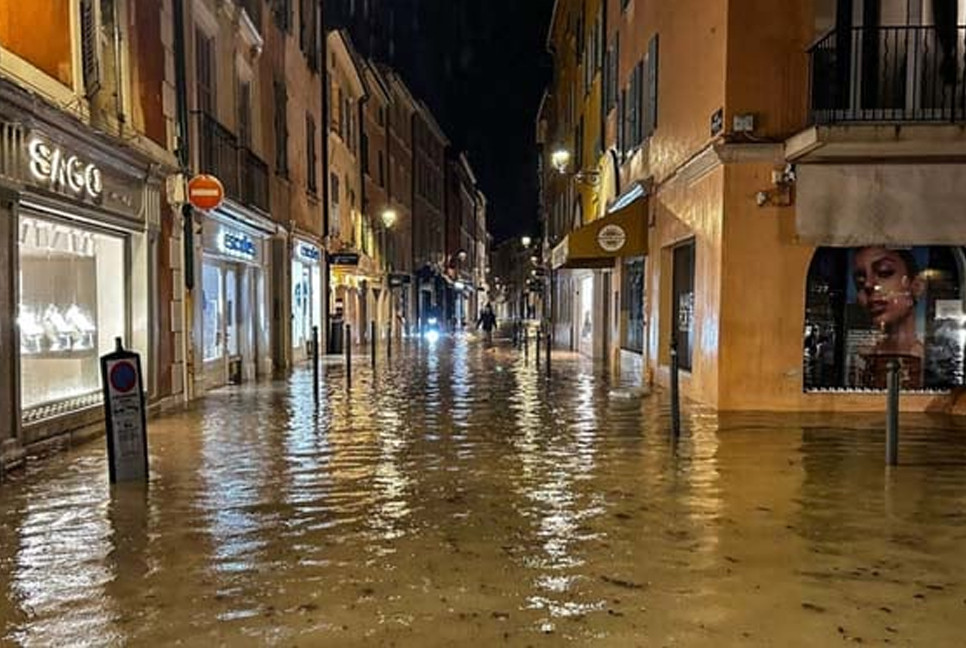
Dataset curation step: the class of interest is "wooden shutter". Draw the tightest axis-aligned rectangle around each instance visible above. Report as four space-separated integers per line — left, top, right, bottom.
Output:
644 34 660 137
80 0 100 96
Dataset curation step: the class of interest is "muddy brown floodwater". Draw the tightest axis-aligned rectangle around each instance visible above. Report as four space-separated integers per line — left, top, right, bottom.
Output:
2 337 966 647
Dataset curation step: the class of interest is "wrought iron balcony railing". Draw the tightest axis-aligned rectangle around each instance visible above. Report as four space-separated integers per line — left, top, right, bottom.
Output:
810 25 966 124
198 112 269 213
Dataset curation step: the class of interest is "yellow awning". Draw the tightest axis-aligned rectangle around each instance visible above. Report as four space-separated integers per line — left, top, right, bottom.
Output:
551 196 648 270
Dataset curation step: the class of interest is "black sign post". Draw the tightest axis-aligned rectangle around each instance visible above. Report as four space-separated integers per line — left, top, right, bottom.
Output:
100 338 149 483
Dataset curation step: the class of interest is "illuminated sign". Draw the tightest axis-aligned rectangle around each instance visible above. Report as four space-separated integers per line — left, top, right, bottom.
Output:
329 252 360 266
28 137 103 200
298 242 321 262
219 230 257 260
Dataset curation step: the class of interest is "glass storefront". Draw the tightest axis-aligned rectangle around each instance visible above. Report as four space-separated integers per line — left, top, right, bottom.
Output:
18 213 126 415
621 257 645 353
291 241 322 357
578 274 594 357
672 241 695 371
804 246 966 391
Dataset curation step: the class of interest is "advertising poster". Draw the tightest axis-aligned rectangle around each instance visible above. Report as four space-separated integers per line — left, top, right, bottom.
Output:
805 246 965 391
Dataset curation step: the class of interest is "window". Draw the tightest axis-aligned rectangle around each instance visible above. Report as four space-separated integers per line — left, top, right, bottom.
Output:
378 106 385 126
378 151 385 187
237 80 252 148
672 240 695 372
196 30 216 114
273 0 292 32
18 215 126 417
299 0 319 69
621 258 645 353
804 246 966 392
274 81 288 176
80 0 100 96
644 34 660 138
336 88 344 136
306 113 317 193
361 131 369 174
622 0 632 10
330 173 341 236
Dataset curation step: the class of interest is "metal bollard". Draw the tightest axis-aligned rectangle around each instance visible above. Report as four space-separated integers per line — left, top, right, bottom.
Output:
371 321 377 369
535 328 541 365
387 323 392 361
523 326 529 360
546 326 552 378
345 324 352 389
670 339 681 437
886 359 900 466
311 325 320 403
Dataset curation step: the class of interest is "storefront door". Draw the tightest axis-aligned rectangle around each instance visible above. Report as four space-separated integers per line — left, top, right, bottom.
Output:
203 260 247 388
672 241 696 371
578 275 595 358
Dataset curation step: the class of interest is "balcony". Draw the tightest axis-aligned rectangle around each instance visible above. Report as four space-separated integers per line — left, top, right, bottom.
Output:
198 112 269 213
810 25 966 124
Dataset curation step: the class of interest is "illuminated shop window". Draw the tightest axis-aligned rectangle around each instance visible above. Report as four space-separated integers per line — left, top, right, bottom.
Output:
18 215 126 413
804 246 966 392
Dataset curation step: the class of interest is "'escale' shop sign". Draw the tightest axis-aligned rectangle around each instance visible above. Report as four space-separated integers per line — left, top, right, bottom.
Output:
27 136 103 200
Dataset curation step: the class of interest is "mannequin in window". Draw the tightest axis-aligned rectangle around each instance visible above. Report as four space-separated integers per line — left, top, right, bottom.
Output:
852 246 924 388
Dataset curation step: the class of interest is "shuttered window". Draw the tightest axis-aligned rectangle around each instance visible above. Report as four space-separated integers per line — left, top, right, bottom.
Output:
307 113 317 193
274 81 288 176
644 34 660 138
237 80 252 148
196 30 215 115
80 0 100 96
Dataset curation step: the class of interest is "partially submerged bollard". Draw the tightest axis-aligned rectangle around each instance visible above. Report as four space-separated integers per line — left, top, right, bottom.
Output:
345 324 352 389
312 325 320 403
523 326 529 361
546 325 552 378
886 359 900 466
387 323 393 361
670 339 681 437
100 337 149 483
371 321 377 369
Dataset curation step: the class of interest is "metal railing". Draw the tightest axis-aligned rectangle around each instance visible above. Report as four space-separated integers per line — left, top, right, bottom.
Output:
198 112 269 212
810 25 966 124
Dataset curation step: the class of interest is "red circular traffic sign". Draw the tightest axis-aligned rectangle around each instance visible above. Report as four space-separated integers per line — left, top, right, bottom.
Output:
187 174 225 211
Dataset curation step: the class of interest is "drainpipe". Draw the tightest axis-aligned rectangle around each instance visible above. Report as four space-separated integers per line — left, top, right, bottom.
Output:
322 25 332 352
112 0 127 131
173 0 195 401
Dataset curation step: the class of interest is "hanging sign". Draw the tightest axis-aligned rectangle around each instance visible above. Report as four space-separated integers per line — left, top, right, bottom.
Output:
329 252 360 266
187 174 225 211
100 338 149 483
597 224 627 252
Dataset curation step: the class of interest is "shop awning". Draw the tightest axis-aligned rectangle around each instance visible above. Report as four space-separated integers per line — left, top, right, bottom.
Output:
796 164 966 246
551 195 648 269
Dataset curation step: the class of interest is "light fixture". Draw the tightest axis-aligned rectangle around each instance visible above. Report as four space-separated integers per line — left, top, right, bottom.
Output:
381 209 397 228
521 236 532 248
454 281 465 291
551 149 572 174
457 249 468 262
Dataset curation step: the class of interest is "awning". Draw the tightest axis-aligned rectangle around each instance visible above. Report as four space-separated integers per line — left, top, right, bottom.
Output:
797 164 966 246
551 194 648 269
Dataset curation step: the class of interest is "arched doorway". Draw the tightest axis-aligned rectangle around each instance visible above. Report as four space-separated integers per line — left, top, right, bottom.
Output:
803 245 966 391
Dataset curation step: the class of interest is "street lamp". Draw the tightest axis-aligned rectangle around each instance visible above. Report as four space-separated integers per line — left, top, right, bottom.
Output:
521 236 532 248
549 147 600 186
381 209 397 229
551 149 572 174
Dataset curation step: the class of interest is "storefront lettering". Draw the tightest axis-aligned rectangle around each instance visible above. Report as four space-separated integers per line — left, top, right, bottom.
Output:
298 242 321 262
28 138 103 200
219 230 257 260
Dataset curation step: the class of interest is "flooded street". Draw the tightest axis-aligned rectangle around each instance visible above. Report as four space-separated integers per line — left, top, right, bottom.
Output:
2 337 966 647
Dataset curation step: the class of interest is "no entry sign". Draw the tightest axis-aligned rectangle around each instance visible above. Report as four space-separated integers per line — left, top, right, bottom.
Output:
187 174 225 211
100 338 149 483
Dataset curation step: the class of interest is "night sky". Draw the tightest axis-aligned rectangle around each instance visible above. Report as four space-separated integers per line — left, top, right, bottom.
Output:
389 0 555 244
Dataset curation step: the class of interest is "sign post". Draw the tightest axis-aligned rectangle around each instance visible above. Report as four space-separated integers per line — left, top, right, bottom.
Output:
100 338 149 483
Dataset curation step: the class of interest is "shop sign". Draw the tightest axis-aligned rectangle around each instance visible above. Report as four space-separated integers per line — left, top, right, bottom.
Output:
219 229 257 260
329 252 360 266
389 273 411 287
27 136 103 200
298 242 321 262
597 224 627 253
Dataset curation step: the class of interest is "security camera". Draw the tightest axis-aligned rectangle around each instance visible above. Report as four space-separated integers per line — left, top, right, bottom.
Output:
755 191 769 207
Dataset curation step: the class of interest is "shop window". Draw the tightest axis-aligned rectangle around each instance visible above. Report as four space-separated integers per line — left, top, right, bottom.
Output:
202 264 223 361
804 246 965 391
621 258 645 353
18 215 126 415
672 240 695 371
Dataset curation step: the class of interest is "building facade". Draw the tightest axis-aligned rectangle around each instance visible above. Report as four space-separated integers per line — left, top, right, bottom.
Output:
541 0 966 412
412 101 448 330
0 0 176 467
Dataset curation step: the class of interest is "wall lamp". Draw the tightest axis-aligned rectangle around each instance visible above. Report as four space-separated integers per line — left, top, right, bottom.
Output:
551 148 600 187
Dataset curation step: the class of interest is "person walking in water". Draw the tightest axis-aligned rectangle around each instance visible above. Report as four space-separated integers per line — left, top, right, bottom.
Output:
477 303 497 346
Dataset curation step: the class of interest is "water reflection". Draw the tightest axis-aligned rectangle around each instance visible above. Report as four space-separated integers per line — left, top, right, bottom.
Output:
2 344 966 646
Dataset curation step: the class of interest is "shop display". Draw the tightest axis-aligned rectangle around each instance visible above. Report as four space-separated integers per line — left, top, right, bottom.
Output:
804 246 966 391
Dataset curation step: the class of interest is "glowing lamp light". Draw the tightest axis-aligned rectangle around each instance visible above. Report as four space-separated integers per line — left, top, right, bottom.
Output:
454 281 465 291
521 236 532 248
551 148 572 174
381 209 398 228
425 330 440 343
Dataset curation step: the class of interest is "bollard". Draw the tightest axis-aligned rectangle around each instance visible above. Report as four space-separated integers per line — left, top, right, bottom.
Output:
345 323 352 389
546 325 552 378
886 359 900 466
523 326 529 361
387 323 392 361
535 328 541 365
311 325 320 403
371 321 377 369
670 339 681 437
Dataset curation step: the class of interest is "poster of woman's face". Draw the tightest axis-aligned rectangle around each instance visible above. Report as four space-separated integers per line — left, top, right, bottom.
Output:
804 246 965 392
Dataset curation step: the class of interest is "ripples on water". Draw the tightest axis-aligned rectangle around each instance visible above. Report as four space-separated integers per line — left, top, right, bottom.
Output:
2 337 966 646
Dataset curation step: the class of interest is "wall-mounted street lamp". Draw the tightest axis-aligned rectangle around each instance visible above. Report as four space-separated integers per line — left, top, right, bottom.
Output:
381 209 398 229
521 236 532 248
550 147 600 187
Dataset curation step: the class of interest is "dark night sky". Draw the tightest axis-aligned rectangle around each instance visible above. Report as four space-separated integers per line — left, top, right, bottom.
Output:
389 1 555 245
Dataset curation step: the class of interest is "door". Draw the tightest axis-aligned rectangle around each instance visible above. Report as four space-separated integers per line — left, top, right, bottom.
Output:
672 241 695 372
202 263 226 386
578 274 594 357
